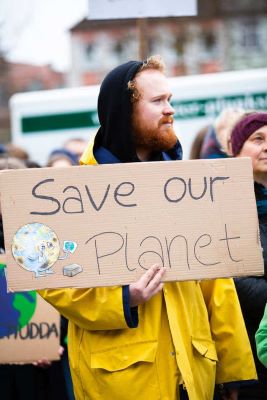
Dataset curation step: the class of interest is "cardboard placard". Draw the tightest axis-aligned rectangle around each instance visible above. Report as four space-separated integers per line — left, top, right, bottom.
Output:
89 0 197 19
0 158 264 292
0 281 60 364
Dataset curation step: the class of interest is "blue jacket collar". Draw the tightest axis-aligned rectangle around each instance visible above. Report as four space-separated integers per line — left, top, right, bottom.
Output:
94 142 182 164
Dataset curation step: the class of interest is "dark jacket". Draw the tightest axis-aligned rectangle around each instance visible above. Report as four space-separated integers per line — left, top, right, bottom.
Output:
235 182 267 395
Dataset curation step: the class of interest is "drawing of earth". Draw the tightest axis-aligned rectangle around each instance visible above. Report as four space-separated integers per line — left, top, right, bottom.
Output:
0 263 36 338
12 223 60 277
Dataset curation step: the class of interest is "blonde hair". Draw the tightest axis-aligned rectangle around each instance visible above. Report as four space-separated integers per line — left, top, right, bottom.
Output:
213 108 247 155
128 55 166 103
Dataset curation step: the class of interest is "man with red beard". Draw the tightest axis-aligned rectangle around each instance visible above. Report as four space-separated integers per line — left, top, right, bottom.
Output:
39 56 256 400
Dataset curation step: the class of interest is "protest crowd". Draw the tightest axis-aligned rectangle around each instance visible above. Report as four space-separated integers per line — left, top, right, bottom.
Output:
0 54 267 400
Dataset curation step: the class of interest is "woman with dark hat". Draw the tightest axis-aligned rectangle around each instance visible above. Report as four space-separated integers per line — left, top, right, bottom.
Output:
230 111 267 399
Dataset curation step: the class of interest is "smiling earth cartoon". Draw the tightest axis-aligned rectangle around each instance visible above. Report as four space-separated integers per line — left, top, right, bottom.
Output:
12 223 60 277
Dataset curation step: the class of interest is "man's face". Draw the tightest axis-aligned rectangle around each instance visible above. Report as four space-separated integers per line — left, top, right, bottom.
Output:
132 69 177 154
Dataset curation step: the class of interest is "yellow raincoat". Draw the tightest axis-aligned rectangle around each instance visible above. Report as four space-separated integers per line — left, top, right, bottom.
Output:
39 145 256 400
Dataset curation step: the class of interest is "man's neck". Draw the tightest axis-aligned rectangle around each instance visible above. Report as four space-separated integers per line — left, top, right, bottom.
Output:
136 147 152 161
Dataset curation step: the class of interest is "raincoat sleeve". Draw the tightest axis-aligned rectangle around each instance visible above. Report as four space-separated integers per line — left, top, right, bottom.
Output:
200 278 257 384
38 286 138 330
255 302 267 368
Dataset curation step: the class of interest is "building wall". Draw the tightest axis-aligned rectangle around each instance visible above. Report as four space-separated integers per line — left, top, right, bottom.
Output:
0 59 65 143
68 14 267 86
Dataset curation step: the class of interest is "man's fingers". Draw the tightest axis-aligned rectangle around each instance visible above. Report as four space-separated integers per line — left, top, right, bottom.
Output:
129 264 167 307
146 282 164 299
145 267 166 292
138 264 162 288
143 268 166 300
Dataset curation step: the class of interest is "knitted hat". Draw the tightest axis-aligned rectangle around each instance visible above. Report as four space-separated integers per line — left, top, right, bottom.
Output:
230 112 267 156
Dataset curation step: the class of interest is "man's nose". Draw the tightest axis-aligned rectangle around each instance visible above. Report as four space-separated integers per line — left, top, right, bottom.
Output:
163 102 175 115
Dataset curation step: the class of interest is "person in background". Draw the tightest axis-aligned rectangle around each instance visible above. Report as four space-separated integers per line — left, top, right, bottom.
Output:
0 157 41 400
0 144 7 156
189 125 210 159
25 160 41 168
59 316 74 400
46 148 78 167
4 143 30 161
63 138 88 162
0 155 69 400
256 303 267 369
38 56 256 400
200 108 245 159
229 111 267 399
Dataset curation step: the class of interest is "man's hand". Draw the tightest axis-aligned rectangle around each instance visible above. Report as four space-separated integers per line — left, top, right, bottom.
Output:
129 264 166 307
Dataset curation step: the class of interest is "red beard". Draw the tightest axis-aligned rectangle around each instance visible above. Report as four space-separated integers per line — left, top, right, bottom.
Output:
133 114 177 152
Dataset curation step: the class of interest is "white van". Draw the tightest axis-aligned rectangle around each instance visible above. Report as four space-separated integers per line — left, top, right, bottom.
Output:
10 68 267 164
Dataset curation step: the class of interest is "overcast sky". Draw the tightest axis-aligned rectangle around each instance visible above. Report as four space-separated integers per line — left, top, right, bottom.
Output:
0 0 88 71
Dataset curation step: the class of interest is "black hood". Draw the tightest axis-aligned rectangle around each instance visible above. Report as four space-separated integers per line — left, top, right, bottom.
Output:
94 60 142 163
94 60 183 163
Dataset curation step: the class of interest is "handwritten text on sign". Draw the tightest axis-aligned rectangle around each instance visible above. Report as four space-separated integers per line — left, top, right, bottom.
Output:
0 158 263 291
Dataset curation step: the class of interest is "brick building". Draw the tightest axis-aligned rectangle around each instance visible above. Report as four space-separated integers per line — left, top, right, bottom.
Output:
0 58 65 143
68 0 267 86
